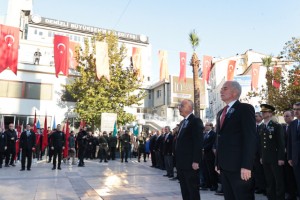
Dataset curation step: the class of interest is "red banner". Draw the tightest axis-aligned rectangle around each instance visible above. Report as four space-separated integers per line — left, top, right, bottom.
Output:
33 110 37 133
294 68 300 86
179 52 187 83
202 55 212 83
0 24 19 75
54 35 70 77
273 66 281 88
251 63 260 90
69 41 79 69
227 60 236 81
63 121 70 158
42 116 48 151
159 50 169 81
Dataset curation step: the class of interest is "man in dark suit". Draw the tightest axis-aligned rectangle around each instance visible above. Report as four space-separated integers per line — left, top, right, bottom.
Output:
259 104 285 200
163 126 174 177
50 124 65 170
149 132 157 167
287 102 300 197
0 127 7 168
19 124 36 171
175 99 204 200
283 110 297 200
4 123 17 167
216 81 256 200
202 122 217 191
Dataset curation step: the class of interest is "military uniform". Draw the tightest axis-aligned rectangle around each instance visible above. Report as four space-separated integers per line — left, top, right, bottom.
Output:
137 135 146 162
98 135 108 162
120 131 130 162
259 104 285 200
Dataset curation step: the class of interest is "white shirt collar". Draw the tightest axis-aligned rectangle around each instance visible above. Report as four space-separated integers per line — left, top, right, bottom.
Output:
225 100 237 113
184 112 193 120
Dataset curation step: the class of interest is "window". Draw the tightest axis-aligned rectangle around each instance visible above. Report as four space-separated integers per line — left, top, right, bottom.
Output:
48 31 52 37
34 29 37 34
148 91 151 99
39 31 43 36
0 80 52 100
156 90 162 98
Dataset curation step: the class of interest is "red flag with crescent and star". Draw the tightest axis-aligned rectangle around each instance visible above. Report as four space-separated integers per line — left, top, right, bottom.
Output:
54 35 70 77
179 52 187 83
0 24 19 75
63 120 70 158
42 115 48 151
251 63 260 90
227 60 236 81
202 55 212 84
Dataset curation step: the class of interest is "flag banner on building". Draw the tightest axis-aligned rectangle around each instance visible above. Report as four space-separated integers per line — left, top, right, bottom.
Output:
251 63 260 90
54 35 70 77
52 116 56 130
132 47 143 79
273 66 281 88
63 120 70 158
113 121 117 137
133 125 139 136
179 52 187 83
33 110 37 133
0 24 19 75
96 41 110 80
227 60 236 81
69 41 79 69
42 115 48 151
202 55 212 84
159 50 169 81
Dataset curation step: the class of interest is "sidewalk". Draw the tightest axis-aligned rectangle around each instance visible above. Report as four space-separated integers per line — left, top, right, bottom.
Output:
0 158 267 200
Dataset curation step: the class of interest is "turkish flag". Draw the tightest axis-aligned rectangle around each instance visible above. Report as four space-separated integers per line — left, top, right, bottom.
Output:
227 60 236 81
273 66 281 88
0 24 19 75
159 50 169 81
69 41 79 69
63 121 70 158
42 116 48 151
132 47 143 79
251 63 260 90
179 52 187 83
54 35 70 77
202 55 212 84
33 110 37 133
294 68 300 86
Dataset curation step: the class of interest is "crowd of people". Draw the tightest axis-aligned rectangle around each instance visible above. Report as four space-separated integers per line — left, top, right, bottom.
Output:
0 81 299 200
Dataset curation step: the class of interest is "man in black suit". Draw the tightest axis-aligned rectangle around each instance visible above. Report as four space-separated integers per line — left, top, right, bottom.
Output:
163 126 174 177
149 132 157 167
175 99 204 200
0 127 7 168
19 124 36 171
202 122 217 191
4 123 17 167
287 102 300 197
283 110 297 199
216 81 256 200
50 124 65 170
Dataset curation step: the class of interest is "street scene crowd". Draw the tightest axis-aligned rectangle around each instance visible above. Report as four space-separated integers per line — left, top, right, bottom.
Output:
0 81 300 200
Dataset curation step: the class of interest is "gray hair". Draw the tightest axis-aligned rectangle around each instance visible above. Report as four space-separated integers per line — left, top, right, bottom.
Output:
230 81 242 98
186 99 194 110
294 102 300 106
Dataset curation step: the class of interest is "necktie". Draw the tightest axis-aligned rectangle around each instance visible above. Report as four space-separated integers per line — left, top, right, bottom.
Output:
220 105 229 128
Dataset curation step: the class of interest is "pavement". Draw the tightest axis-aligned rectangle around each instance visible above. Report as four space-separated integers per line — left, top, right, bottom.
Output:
0 157 267 200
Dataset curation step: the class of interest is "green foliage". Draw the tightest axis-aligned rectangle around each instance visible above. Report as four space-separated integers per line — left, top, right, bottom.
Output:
189 29 200 52
281 37 300 66
65 32 145 128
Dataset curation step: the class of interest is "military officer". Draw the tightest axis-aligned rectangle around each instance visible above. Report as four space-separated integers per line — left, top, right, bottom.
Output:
137 132 146 162
259 104 285 200
120 130 131 163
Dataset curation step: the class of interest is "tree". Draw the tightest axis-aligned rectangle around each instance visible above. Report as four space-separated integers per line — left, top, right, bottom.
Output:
189 29 201 118
65 32 145 129
247 47 300 113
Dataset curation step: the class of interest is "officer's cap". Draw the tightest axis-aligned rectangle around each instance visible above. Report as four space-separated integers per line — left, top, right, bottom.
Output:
260 104 275 112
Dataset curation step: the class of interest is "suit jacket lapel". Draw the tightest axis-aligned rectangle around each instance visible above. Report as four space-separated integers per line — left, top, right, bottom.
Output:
220 100 240 131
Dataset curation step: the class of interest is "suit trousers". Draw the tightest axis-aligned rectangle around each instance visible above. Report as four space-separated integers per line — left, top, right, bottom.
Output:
150 150 156 166
263 162 285 200
53 148 62 168
293 163 300 198
164 155 174 176
5 145 16 165
177 168 200 200
221 169 254 200
284 158 297 198
21 148 32 170
78 146 86 165
203 151 218 188
0 151 4 166
253 156 266 190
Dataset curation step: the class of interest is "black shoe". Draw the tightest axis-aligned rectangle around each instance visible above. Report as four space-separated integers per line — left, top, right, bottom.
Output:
215 190 224 196
144 160 147 162
10 163 15 167
255 189 264 194
210 186 218 191
99 160 102 163
125 160 128 163
52 167 56 170
4 164 9 167
200 187 209 191
57 167 61 170
20 168 25 171
170 177 178 181
121 160 123 163
168 175 174 178
27 168 31 171
47 161 51 163
0 165 2 168
104 160 108 163
138 160 140 162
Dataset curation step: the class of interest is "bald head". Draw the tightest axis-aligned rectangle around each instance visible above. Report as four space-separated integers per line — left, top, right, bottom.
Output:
178 99 194 118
